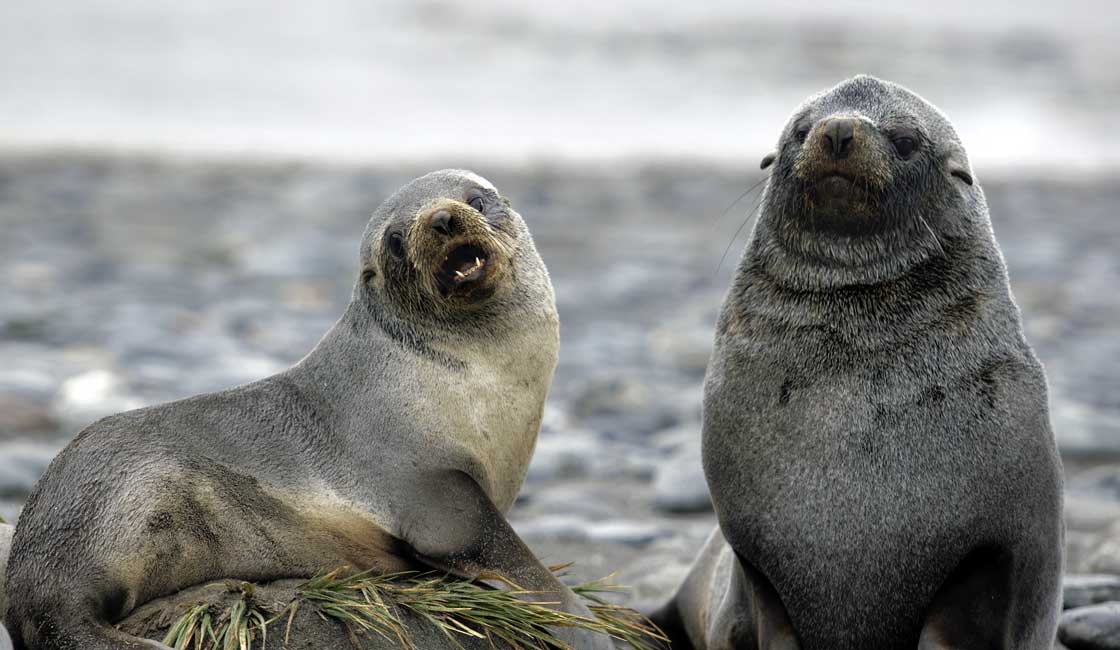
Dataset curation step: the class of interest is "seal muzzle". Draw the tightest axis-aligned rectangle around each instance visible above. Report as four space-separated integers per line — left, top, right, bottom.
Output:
408 199 509 301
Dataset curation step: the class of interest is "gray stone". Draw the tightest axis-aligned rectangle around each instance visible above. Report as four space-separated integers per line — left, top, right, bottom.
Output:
0 442 60 499
648 315 715 376
1066 495 1120 535
1070 465 1120 502
1066 575 1120 610
524 431 604 483
587 520 673 548
0 522 13 622
0 397 58 440
569 375 683 437
1059 602 1120 650
52 369 144 430
653 443 712 514
1089 529 1120 576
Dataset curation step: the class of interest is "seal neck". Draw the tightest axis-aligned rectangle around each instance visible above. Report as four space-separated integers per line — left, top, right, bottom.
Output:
747 206 982 291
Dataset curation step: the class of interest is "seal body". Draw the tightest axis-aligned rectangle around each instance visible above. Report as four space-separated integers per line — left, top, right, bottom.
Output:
654 76 1063 649
5 170 612 650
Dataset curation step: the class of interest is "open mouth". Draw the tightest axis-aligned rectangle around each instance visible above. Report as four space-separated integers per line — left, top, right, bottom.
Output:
435 242 490 293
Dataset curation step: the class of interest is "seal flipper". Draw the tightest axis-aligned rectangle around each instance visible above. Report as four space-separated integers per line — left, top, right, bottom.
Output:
650 529 800 650
11 604 171 650
734 557 800 650
400 469 614 650
918 547 1013 650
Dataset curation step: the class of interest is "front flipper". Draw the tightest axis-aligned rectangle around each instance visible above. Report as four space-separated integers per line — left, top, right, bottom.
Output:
651 527 800 650
400 469 614 650
918 548 1013 650
733 556 801 650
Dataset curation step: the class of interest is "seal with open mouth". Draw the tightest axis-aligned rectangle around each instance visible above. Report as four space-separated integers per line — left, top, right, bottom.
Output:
650 76 1063 650
5 169 613 650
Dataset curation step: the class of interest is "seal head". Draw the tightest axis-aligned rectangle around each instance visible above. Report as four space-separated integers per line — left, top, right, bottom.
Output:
359 170 541 327
759 75 976 286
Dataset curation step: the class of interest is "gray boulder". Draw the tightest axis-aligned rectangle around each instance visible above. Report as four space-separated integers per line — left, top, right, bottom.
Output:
1060 602 1120 650
0 522 12 621
1066 575 1120 610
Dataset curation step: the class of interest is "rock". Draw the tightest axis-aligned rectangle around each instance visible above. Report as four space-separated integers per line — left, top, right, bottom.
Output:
1066 495 1120 535
648 316 715 377
52 369 144 430
0 441 60 499
569 374 684 438
587 520 673 547
0 522 13 621
1066 575 1120 610
514 516 672 549
1070 465 1120 502
524 431 604 483
652 442 711 514
1088 530 1120 576
0 396 59 440
1059 602 1120 650
1051 400 1120 457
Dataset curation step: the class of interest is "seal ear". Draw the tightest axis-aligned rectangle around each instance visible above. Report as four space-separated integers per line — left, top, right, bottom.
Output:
945 146 974 186
760 152 777 170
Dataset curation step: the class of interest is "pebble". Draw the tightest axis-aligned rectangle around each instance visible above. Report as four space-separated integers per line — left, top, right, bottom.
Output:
1071 466 1120 503
524 431 604 483
1066 575 1120 610
568 375 684 438
0 522 12 619
52 369 145 430
1060 602 1120 650
0 441 61 499
1088 529 1120 576
653 442 712 514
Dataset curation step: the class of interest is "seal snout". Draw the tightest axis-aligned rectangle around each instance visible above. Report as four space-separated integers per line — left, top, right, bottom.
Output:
821 118 856 159
411 199 505 300
792 114 892 211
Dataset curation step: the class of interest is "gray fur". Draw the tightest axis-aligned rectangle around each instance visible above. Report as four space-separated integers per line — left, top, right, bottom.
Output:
653 76 1064 649
4 170 611 650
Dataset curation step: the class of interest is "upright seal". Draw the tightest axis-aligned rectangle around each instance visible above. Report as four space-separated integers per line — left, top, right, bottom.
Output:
652 76 1063 649
6 170 612 650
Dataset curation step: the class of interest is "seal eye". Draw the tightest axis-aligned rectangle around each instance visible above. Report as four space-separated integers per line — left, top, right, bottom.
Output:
892 137 917 158
468 196 485 212
387 232 405 259
795 128 810 144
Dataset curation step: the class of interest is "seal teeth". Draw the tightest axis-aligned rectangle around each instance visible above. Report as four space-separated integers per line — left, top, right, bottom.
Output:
455 270 466 278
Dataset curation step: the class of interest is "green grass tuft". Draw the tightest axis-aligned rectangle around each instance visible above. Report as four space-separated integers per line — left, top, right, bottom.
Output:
161 582 270 650
159 567 666 650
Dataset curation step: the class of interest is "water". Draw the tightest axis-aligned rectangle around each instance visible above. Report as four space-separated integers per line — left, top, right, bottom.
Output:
2 0 1119 171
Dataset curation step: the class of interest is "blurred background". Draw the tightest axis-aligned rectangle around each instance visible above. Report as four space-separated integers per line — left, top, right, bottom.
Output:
1 0 1118 607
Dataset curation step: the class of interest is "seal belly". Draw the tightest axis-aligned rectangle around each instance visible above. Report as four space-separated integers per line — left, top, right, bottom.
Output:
712 366 1022 648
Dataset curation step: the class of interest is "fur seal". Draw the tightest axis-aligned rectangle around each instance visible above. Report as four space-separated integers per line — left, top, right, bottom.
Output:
5 169 612 650
652 76 1064 649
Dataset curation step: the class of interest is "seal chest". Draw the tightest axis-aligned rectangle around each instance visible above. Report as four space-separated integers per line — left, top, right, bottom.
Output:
423 313 559 513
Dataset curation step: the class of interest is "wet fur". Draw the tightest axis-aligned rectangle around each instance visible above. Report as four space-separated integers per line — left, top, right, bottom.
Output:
4 170 613 649
654 76 1063 649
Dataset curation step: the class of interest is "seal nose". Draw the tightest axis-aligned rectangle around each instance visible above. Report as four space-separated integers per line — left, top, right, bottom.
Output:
428 210 453 237
822 118 856 159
